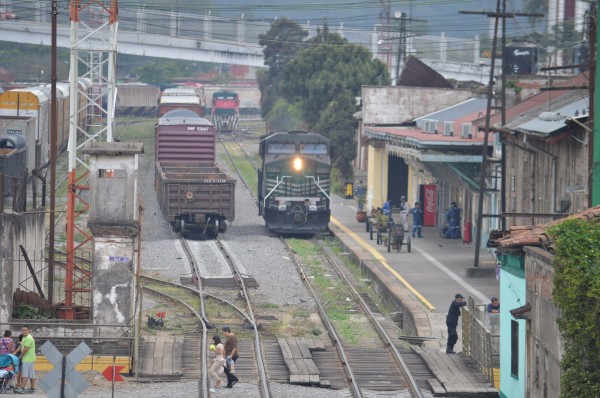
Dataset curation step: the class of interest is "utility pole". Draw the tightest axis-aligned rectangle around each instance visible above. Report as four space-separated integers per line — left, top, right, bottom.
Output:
394 11 407 83
48 0 58 305
593 0 600 206
459 6 543 268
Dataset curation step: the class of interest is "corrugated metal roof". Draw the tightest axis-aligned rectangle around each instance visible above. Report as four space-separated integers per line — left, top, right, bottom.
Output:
473 73 589 130
415 98 488 129
514 96 589 135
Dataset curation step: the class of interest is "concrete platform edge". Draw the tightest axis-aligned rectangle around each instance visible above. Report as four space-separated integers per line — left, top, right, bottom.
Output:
329 223 432 338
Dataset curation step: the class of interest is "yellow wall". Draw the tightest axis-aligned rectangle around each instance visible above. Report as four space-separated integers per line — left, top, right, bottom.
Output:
367 145 388 209
35 355 131 373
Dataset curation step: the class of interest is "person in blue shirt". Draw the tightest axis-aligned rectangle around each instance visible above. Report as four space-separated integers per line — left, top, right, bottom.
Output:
382 198 392 216
411 202 423 238
446 293 467 354
445 202 462 239
486 297 500 313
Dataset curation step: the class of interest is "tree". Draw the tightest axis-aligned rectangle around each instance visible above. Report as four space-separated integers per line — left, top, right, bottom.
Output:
134 60 182 85
547 219 600 398
280 28 388 126
258 18 308 118
313 84 357 178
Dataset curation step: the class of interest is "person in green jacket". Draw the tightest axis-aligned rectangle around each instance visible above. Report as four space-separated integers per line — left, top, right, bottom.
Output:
14 325 35 394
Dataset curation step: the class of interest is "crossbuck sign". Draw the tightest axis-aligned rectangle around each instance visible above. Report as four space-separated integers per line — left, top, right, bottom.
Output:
39 341 91 398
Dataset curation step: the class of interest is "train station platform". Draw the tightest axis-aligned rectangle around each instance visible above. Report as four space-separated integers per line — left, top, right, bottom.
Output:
329 194 500 395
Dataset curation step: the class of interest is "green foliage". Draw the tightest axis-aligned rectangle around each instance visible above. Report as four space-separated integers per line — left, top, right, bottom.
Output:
258 20 389 177
0 41 70 82
313 85 357 178
547 218 600 398
134 60 183 84
258 18 308 118
266 98 305 131
15 304 50 320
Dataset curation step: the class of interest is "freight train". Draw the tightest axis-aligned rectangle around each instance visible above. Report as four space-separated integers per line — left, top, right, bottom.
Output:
155 109 235 238
258 131 331 235
158 85 206 117
0 79 92 178
211 90 239 133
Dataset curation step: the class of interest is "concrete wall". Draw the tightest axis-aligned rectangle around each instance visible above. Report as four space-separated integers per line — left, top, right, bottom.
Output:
366 145 388 209
499 254 527 398
524 247 562 398
92 237 137 333
362 86 472 125
0 211 45 325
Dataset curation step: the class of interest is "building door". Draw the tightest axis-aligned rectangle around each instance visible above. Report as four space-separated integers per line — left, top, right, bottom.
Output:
387 155 408 206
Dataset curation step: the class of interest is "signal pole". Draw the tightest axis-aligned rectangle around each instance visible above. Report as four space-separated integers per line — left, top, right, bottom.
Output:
62 0 118 319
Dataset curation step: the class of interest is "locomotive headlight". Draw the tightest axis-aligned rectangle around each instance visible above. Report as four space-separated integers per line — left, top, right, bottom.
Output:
293 157 303 171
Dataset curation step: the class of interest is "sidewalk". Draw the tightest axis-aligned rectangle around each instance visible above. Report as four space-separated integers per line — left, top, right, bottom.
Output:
329 194 500 351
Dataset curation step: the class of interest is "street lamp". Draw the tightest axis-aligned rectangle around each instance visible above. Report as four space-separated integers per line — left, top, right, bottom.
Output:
538 111 591 133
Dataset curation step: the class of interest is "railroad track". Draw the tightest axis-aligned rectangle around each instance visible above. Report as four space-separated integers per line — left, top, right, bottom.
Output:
282 238 429 397
141 231 270 397
219 126 435 397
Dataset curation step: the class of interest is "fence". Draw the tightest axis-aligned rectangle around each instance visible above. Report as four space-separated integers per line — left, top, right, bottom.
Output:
462 300 500 385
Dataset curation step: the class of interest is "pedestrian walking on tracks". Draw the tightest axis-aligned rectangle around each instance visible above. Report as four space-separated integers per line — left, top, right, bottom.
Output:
209 335 225 392
446 294 467 354
222 326 239 388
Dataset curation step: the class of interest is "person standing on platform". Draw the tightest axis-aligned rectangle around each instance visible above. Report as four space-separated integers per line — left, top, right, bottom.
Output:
382 198 392 216
398 196 410 230
446 294 467 354
411 202 423 238
445 202 462 239
487 297 500 313
222 326 239 388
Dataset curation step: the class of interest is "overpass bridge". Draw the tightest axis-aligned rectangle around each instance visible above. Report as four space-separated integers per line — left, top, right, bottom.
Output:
0 1 491 82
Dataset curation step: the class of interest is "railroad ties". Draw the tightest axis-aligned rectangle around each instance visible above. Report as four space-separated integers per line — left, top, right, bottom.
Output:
277 337 327 386
138 335 185 381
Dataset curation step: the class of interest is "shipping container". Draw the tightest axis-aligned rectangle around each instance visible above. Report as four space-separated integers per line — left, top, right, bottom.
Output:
116 84 161 115
0 134 26 196
158 95 204 117
155 109 216 164
155 161 236 238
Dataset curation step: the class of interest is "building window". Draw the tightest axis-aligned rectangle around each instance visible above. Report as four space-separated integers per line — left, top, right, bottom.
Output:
511 320 519 377
543 349 548 397
534 342 539 388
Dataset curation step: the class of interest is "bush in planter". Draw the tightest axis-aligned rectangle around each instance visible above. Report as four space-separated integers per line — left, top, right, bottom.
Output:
357 195 366 211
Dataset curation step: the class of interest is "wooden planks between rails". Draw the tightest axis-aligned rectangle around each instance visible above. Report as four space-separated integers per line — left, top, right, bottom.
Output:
277 337 326 385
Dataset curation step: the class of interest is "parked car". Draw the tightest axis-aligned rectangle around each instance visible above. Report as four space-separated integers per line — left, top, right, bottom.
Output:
0 9 18 20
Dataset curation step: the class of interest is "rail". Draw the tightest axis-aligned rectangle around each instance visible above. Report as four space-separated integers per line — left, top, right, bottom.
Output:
215 239 270 398
283 237 363 397
316 239 424 398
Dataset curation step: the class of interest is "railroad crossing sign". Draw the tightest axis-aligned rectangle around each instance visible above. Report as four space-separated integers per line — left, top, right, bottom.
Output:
38 341 91 398
102 365 124 382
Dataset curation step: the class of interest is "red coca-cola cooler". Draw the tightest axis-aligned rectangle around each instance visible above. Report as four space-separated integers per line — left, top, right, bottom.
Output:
419 184 437 227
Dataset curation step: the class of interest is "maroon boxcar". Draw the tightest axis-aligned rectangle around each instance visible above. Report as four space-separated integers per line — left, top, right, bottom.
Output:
155 109 216 164
155 109 235 237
